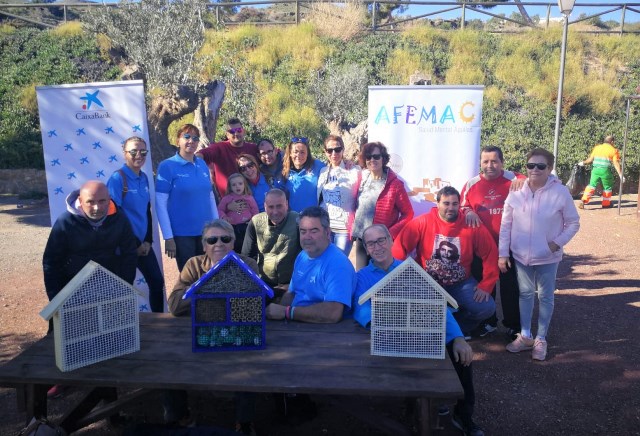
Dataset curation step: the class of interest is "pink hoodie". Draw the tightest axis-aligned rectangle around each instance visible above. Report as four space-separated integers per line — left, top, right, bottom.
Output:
499 177 580 266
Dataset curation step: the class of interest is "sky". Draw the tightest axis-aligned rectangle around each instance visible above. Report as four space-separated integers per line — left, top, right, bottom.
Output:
400 1 639 24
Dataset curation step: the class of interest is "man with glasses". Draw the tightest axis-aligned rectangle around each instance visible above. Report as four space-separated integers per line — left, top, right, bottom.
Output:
392 186 498 339
242 189 301 298
199 117 258 198
353 224 483 436
108 137 165 313
266 206 355 324
460 145 525 339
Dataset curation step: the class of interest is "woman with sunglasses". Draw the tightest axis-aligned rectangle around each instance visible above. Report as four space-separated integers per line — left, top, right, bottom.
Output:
156 124 218 271
237 153 271 212
107 136 165 312
167 219 259 433
352 141 413 270
499 148 580 361
316 135 360 256
282 137 325 212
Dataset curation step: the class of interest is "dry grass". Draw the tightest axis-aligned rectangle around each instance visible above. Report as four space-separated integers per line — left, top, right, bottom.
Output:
50 21 83 37
306 0 367 41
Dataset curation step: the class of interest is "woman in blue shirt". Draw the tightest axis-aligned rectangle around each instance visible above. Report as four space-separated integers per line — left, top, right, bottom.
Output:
155 124 218 271
282 137 325 212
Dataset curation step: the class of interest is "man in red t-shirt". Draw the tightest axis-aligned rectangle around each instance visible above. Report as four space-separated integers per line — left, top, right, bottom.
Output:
198 117 258 198
392 186 498 337
460 145 524 338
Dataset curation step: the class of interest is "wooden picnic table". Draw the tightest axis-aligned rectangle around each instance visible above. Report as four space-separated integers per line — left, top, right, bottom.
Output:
0 313 463 435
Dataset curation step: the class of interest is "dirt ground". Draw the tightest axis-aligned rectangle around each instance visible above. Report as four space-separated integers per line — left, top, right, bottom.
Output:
1 193 639 436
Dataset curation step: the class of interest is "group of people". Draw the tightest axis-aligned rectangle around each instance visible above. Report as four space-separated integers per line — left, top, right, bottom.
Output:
42 116 582 435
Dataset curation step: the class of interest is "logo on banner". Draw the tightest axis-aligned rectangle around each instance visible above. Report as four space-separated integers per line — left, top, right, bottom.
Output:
373 101 477 133
76 90 111 120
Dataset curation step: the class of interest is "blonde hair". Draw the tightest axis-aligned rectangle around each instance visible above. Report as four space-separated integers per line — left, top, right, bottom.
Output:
225 173 252 196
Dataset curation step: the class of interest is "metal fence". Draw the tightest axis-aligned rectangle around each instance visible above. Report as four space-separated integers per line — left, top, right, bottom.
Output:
0 1 639 34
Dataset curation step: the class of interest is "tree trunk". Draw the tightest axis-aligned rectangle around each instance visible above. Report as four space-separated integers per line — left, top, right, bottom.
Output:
192 81 226 147
327 119 368 162
147 85 201 170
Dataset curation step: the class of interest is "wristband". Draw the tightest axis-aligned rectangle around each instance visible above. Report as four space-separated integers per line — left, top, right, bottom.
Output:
285 305 291 320
290 306 295 321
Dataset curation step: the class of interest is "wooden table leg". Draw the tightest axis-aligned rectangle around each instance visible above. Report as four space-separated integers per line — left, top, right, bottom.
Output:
416 397 432 436
25 384 48 421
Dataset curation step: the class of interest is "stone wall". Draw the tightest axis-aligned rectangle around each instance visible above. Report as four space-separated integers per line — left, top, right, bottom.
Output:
0 169 47 196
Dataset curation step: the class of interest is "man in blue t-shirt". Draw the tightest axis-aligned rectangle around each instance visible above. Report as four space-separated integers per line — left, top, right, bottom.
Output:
266 206 355 323
353 224 484 436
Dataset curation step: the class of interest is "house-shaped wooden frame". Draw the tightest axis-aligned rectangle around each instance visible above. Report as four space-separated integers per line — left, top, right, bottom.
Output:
182 252 274 352
358 258 458 359
39 261 140 372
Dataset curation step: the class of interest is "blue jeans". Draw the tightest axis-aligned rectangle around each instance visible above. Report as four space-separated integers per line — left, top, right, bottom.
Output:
445 277 496 335
331 231 353 257
515 260 559 339
173 236 204 272
137 248 165 313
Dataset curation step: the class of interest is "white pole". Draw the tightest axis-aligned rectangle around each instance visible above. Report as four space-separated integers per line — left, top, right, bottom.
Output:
552 13 570 176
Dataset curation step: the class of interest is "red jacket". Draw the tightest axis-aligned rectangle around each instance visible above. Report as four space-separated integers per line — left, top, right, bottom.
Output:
354 168 414 238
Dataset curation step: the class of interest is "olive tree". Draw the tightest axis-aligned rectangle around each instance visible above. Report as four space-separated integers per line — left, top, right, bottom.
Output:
84 0 225 167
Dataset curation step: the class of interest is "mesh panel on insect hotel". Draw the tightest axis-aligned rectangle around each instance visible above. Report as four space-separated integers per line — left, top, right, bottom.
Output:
182 252 274 352
358 258 458 359
39 261 140 372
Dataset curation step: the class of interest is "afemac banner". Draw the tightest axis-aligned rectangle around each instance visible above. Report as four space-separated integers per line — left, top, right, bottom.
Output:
36 80 160 312
368 86 483 214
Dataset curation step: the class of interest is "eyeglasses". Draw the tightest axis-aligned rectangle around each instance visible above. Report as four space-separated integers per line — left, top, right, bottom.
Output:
526 163 548 170
125 149 148 157
366 153 382 161
239 162 256 172
325 146 344 154
182 133 200 142
227 127 244 135
259 149 274 156
364 237 388 249
205 235 233 245
291 137 308 144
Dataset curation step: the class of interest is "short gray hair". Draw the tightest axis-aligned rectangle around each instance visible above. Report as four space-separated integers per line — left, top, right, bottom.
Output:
298 206 330 230
362 224 392 243
201 219 235 244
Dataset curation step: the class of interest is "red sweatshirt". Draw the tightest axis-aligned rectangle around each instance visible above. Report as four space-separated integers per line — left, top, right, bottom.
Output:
460 170 524 242
392 208 499 293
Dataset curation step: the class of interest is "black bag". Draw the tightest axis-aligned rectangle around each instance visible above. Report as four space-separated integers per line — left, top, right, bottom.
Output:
566 164 588 197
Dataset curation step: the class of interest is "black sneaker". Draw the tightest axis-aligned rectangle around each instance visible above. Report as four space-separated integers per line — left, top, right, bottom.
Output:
468 323 497 339
505 328 519 341
452 412 485 436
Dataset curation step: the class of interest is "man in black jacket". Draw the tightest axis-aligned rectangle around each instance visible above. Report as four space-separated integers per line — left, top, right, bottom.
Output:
43 180 138 301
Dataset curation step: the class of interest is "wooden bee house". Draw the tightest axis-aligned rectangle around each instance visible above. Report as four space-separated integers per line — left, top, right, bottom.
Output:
358 258 458 359
182 252 274 352
39 261 140 372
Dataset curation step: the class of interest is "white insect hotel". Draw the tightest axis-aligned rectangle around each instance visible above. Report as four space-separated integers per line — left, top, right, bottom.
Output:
358 258 458 359
40 261 140 372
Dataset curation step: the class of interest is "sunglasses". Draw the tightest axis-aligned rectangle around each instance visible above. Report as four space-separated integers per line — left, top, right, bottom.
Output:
239 162 256 172
259 149 274 156
291 137 308 144
227 127 244 135
526 163 548 170
366 153 382 161
182 133 200 142
325 146 344 154
364 236 387 250
125 149 148 157
205 235 233 245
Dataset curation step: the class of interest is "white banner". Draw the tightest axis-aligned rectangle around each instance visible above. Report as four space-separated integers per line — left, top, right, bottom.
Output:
368 86 484 215
36 80 160 312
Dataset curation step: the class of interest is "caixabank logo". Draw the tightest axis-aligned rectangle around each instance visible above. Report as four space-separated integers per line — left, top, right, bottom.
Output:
75 90 111 120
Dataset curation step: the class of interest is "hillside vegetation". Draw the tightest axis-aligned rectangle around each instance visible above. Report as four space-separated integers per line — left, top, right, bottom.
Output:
1 20 638 183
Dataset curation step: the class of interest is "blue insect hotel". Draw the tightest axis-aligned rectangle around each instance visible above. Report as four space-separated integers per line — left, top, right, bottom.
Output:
182 252 274 352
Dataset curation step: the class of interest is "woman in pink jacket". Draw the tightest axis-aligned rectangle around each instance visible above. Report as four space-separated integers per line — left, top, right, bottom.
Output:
498 148 580 361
